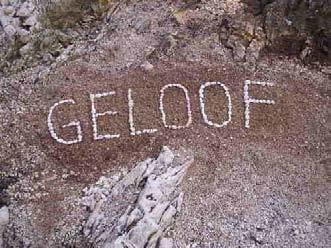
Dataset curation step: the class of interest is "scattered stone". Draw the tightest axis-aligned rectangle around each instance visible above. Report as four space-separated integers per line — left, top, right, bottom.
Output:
141 61 154 71
233 42 246 61
226 35 247 61
23 15 38 27
321 67 331 75
246 39 264 63
16 1 34 17
173 8 189 25
1 0 9 6
3 24 16 38
3 6 15 16
19 42 33 56
134 19 151 33
17 28 31 44
159 237 174 248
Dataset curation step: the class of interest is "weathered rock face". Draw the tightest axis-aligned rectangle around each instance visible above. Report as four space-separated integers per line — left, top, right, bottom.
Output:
82 146 193 247
0 0 42 76
1 0 329 79
246 0 331 63
0 0 105 75
0 0 40 54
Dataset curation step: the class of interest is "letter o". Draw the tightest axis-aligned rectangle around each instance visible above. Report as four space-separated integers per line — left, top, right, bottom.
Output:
199 82 232 128
159 84 192 129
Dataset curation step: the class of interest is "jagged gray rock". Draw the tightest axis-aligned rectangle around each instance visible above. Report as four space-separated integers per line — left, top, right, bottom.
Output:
0 206 10 248
82 147 193 248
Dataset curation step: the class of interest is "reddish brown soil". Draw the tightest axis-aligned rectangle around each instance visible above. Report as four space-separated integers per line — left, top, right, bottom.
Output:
25 62 327 181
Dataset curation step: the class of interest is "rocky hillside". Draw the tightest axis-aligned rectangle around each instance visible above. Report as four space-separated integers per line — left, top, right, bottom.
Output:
0 0 330 247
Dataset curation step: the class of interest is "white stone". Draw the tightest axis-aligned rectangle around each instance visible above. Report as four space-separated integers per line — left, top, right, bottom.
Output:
23 15 37 27
157 146 175 165
17 28 31 44
3 6 15 16
1 0 9 6
19 42 33 56
0 206 9 228
0 10 10 26
159 238 174 248
0 206 9 248
0 15 20 39
234 42 246 61
11 17 21 29
246 39 264 63
141 61 154 71
16 1 34 17
128 88 158 136
3 24 16 38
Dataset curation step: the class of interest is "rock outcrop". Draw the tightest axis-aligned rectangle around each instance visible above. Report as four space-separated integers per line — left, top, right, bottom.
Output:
0 0 39 40
248 0 330 63
82 146 193 248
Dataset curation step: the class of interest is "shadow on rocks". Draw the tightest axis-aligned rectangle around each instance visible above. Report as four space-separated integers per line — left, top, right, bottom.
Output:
243 0 330 65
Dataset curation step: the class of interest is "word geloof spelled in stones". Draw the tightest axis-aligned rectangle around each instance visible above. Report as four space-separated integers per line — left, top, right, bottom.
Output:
47 80 276 145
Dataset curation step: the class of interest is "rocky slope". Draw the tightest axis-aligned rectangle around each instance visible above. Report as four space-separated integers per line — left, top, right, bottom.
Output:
0 0 330 247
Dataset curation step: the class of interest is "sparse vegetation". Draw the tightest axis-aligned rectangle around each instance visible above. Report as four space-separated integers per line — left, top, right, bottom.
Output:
40 0 111 30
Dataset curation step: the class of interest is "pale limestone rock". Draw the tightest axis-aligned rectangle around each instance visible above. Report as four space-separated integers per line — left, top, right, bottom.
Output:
233 41 246 61
141 61 154 71
0 10 22 39
19 42 33 56
17 28 31 44
0 0 40 52
0 10 12 28
159 238 174 248
16 1 34 17
3 6 15 16
23 15 37 27
82 146 193 248
0 206 10 248
1 0 10 6
3 24 16 38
